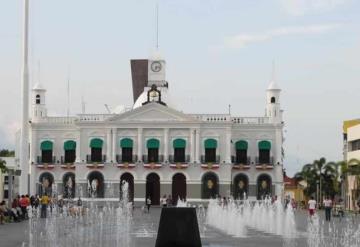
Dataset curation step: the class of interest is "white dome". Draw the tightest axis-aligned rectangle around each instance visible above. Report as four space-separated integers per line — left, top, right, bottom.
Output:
32 83 46 90
267 81 280 90
111 105 126 114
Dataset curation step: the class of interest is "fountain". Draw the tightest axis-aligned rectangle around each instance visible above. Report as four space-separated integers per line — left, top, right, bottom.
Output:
25 181 133 247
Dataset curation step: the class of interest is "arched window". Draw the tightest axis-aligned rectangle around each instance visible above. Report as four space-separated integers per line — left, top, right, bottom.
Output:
63 140 76 163
89 138 103 163
201 172 218 199
257 174 272 200
173 139 186 163
233 173 249 199
235 140 248 164
204 139 217 163
36 94 41 104
40 140 53 163
87 171 105 198
271 97 276 104
147 139 160 163
38 172 54 196
258 140 271 164
120 138 134 163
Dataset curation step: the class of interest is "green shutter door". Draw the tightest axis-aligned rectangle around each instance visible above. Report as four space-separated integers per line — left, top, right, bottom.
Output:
173 139 186 148
204 139 217 149
40 140 53 151
120 138 133 148
147 139 160 149
90 138 103 148
64 140 76 150
258 140 271 150
235 140 248 150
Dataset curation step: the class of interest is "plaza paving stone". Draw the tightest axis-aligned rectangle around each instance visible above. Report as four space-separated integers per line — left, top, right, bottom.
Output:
0 208 358 247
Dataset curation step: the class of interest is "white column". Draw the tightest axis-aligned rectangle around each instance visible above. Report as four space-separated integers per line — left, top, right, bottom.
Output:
112 128 117 163
189 128 195 163
225 127 232 163
106 129 112 162
164 128 169 162
137 128 143 162
195 129 200 163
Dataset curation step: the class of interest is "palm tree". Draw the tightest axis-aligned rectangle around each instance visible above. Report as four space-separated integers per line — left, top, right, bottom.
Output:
294 163 317 197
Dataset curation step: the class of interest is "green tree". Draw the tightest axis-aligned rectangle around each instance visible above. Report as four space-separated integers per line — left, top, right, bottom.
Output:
0 158 7 173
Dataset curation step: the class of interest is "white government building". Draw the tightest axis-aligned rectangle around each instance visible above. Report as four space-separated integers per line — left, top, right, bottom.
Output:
16 54 285 204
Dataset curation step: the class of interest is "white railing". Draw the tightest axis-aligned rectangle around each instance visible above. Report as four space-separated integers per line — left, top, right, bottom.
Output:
231 117 270 124
190 114 231 122
35 117 77 125
78 114 114 122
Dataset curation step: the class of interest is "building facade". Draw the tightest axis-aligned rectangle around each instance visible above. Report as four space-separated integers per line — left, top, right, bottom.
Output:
343 120 360 210
18 55 285 204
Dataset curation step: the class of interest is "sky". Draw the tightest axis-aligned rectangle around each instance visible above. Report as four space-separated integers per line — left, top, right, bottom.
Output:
0 0 359 176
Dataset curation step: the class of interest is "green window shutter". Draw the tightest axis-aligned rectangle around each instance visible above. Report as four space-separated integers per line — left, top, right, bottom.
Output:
235 140 248 150
90 138 103 148
147 138 160 149
40 140 53 151
64 140 76 150
120 138 133 148
258 140 271 150
173 139 186 148
204 139 217 149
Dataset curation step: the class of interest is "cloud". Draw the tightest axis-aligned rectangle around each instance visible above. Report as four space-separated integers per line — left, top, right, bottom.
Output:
223 24 341 49
279 0 351 16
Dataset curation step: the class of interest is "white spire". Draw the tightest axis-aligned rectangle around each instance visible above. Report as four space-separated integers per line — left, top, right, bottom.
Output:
268 60 281 90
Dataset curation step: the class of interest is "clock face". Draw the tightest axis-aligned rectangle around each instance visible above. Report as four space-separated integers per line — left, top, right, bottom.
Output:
151 61 162 72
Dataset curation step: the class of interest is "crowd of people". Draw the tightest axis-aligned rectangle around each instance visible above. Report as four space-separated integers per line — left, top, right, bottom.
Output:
0 193 76 225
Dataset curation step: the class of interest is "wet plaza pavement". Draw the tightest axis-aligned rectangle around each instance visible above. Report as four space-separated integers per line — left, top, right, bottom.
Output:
0 207 359 247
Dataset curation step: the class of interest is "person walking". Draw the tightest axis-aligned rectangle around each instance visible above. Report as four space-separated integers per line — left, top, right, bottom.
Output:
323 197 332 221
161 195 167 208
308 196 317 217
40 194 49 218
146 197 151 213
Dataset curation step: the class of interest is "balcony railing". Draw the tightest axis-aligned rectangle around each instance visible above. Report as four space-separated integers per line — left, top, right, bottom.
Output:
86 155 106 163
116 155 137 164
255 157 274 165
168 155 190 164
200 155 220 164
231 156 251 165
143 155 164 164
37 156 56 164
60 156 76 164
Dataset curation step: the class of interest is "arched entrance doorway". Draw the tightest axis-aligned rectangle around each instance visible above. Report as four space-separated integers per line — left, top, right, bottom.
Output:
201 172 218 199
257 174 272 200
63 172 75 199
87 171 105 198
146 173 160 205
233 173 248 200
120 172 134 202
38 172 54 196
172 173 186 204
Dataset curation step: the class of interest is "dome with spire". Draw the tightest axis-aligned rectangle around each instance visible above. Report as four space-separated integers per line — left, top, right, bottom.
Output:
267 80 281 90
32 82 46 91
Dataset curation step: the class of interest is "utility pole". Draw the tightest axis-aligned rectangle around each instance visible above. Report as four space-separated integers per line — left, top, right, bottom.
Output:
19 0 30 195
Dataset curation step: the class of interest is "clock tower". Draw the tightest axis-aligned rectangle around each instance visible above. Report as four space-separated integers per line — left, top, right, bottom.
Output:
148 53 167 87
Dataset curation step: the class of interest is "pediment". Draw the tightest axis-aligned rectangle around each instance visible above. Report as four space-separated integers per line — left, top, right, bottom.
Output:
107 103 197 123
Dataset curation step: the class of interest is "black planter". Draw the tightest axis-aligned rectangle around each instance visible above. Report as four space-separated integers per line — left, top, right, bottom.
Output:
155 207 202 247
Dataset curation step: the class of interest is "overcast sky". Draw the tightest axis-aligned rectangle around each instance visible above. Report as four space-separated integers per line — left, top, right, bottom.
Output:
0 0 359 176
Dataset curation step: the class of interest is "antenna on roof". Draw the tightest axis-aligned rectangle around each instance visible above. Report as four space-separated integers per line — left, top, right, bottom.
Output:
81 96 86 114
155 3 159 50
67 66 70 117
